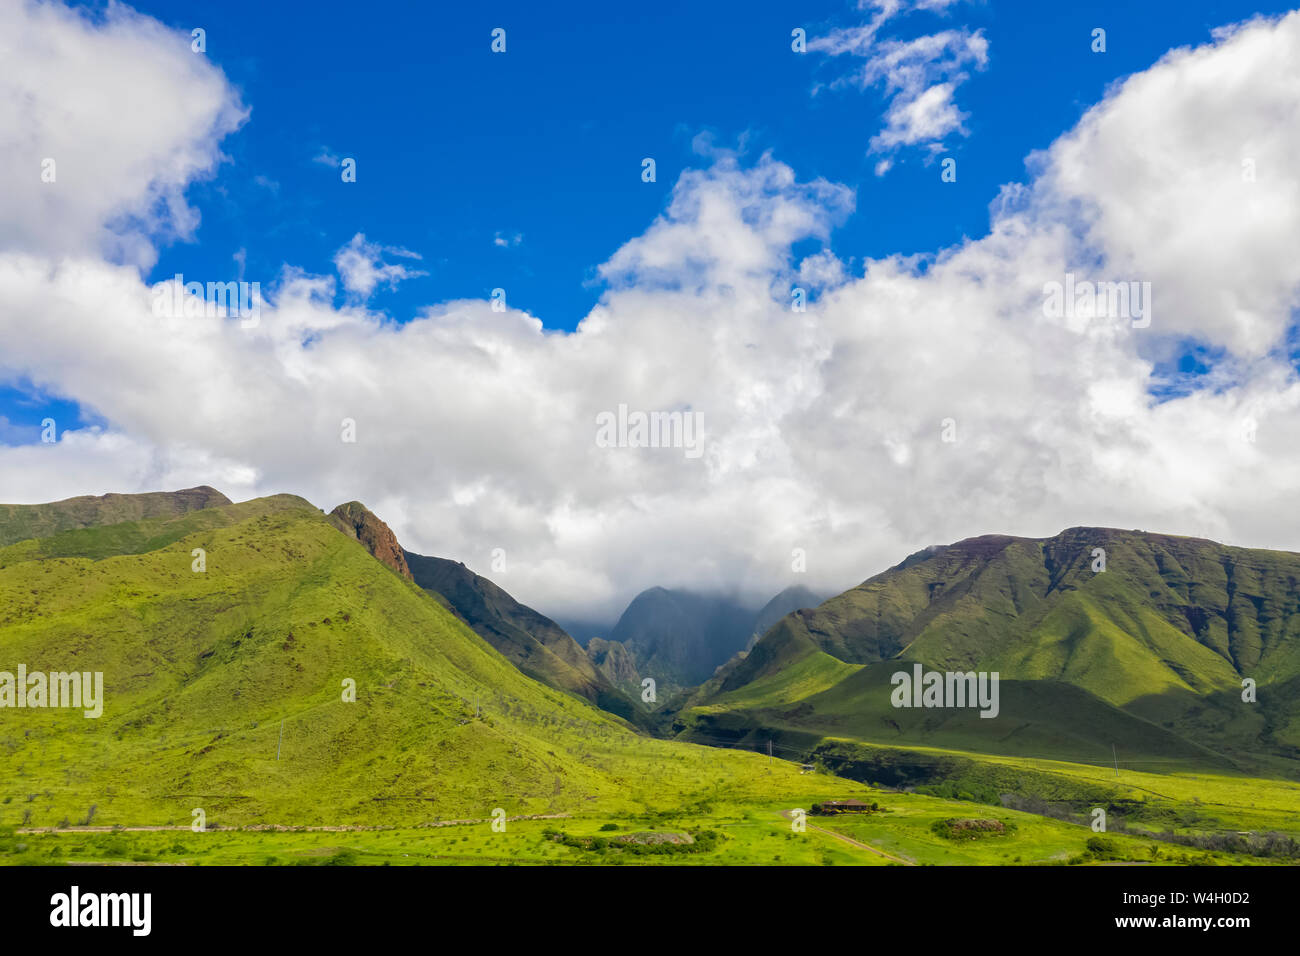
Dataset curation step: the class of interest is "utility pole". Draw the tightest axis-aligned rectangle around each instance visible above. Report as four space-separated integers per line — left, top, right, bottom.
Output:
277 718 284 760
768 739 772 769
1112 744 1119 779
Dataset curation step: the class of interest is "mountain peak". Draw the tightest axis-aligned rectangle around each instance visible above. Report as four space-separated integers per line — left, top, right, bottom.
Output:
328 501 412 580
753 584 825 640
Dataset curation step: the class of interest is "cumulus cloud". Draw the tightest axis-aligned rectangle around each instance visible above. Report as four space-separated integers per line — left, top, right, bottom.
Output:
3 3 1300 627
0 0 245 268
1029 16 1300 358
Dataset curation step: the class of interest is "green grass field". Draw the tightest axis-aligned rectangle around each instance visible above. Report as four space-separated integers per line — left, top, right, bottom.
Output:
2 780 1282 867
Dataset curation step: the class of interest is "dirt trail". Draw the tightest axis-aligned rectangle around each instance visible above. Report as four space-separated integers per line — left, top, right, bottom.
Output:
781 809 915 865
17 813 571 835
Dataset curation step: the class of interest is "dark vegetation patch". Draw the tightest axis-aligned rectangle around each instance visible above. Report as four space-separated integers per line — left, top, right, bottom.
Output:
931 818 1015 840
811 800 882 815
543 827 721 856
812 742 1099 807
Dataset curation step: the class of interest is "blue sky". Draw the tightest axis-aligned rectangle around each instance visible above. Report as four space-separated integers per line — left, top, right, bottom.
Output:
91 0 1300 322
2 0 1288 439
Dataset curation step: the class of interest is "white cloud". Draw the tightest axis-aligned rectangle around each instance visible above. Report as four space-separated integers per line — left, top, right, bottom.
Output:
811 3 987 163
332 233 427 299
3 4 1300 628
0 0 245 268
1029 15 1300 358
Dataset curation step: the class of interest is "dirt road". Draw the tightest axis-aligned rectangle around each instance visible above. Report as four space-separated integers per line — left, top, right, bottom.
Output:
17 813 571 835
781 809 915 865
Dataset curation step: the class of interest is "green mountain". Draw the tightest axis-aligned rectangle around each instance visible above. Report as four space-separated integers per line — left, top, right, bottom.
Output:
678 528 1300 778
0 490 791 828
586 636 640 693
607 587 757 690
3 495 1298 867
0 486 230 549
402 547 647 725
752 585 826 643
329 501 412 580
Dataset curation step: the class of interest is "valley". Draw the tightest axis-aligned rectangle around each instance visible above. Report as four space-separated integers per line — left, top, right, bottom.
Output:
0 489 1296 866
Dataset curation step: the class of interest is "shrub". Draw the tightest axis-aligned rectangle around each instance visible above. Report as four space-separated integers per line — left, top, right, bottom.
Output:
1085 836 1121 859
931 818 1015 841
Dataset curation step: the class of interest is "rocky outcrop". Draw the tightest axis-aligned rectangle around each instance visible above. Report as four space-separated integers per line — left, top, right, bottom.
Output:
328 501 412 580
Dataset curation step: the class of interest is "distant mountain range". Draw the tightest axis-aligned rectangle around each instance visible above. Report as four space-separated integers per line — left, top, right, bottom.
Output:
557 583 826 694
753 585 825 644
324 500 825 709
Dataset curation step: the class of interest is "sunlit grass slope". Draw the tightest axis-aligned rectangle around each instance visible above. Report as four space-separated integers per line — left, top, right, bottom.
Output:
688 528 1300 777
0 497 860 828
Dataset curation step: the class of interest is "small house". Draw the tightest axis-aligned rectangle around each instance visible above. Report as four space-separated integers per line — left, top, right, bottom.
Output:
812 799 872 814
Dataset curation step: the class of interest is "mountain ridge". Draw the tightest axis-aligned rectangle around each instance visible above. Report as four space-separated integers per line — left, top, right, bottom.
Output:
0 485 231 549
0 487 796 827
678 525 1300 776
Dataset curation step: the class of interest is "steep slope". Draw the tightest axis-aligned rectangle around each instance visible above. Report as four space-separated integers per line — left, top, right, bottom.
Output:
727 529 1300 695
0 486 230 548
402 549 644 724
329 501 412 580
3 490 757 826
682 528 1300 776
609 588 757 689
586 636 640 692
752 584 825 641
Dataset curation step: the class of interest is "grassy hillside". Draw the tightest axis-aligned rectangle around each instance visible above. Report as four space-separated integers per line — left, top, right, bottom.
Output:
0 486 230 549
0 494 314 568
679 527 1300 780
1 496 1293 866
403 549 647 726
0 494 846 829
